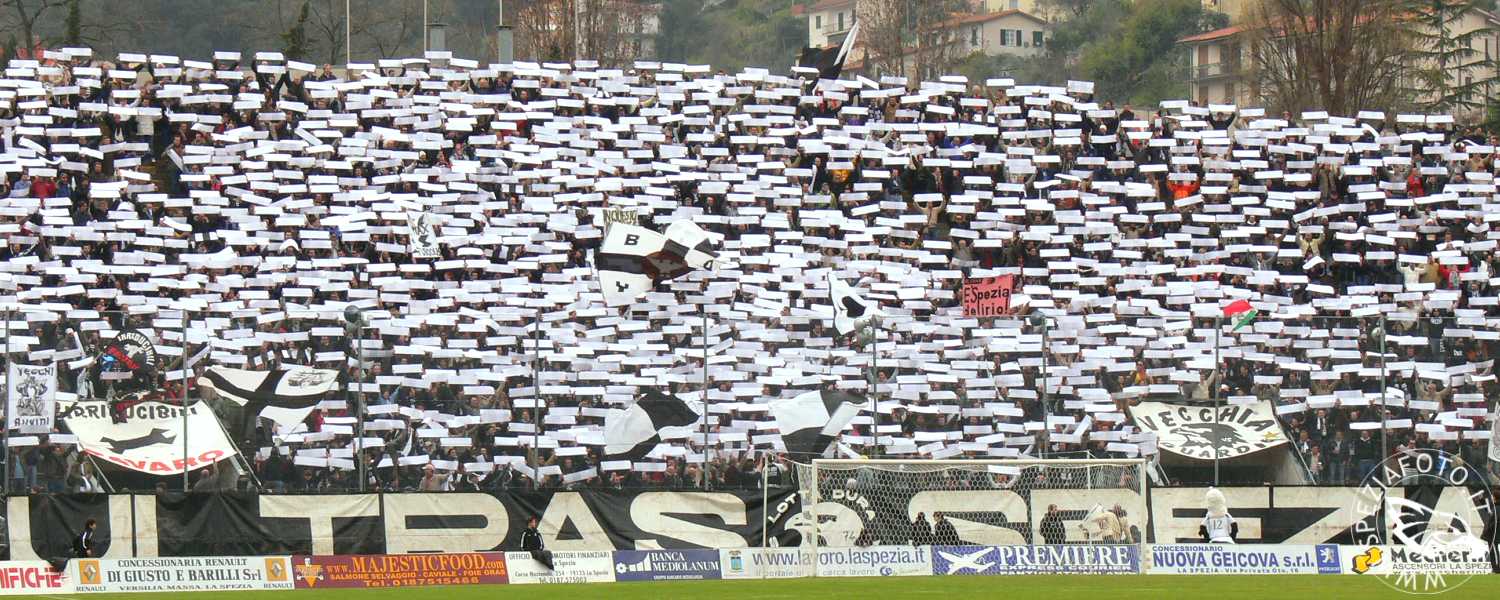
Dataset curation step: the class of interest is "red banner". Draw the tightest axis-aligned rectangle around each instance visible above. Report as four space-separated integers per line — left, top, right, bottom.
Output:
292 553 508 589
962 275 1015 317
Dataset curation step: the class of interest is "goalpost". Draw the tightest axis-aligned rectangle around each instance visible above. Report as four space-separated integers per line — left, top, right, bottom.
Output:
798 458 1149 570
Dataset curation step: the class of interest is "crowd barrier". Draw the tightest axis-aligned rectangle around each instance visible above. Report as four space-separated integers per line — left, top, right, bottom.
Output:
0 544 1489 594
0 540 1488 594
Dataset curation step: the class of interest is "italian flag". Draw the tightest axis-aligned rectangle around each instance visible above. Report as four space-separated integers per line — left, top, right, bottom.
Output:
1223 299 1258 332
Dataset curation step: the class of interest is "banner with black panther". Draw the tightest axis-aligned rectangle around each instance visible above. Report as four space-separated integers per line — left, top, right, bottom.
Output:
1130 401 1288 460
57 399 238 475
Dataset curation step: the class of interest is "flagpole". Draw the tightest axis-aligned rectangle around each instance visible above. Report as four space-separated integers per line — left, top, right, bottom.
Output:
2 308 9 496
530 312 541 491
700 306 709 490
183 311 191 492
760 452 769 549
1030 314 1048 459
1377 315 1387 473
869 316 879 460
1214 315 1222 487
357 329 367 493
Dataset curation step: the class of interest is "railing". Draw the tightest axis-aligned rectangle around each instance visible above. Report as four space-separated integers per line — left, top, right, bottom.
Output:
4 308 1497 495
1193 61 1240 79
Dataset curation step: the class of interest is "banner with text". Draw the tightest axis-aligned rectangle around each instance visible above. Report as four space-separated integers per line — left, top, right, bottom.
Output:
814 546 932 577
0 562 73 596
10 486 1493 559
962 275 1015 317
71 556 293 593
58 399 238 475
1130 401 1288 460
291 553 508 588
1146 544 1341 575
719 548 813 579
505 552 613 584
931 545 1139 575
6 363 56 434
612 549 720 581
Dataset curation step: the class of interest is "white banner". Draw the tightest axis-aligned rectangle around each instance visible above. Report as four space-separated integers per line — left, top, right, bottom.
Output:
58 400 238 475
72 556 293 593
407 211 440 258
814 546 932 577
720 548 813 579
0 561 74 595
1146 544 1341 575
1130 401 1288 460
6 363 56 434
504 551 613 584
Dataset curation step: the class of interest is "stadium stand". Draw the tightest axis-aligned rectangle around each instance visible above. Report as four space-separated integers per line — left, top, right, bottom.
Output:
0 48 1497 496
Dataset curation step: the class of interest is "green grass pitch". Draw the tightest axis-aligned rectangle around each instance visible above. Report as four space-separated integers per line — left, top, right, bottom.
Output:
46 575 1500 599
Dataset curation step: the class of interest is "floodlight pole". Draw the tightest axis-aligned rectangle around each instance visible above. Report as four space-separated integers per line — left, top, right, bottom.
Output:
701 306 710 490
1376 317 1388 470
531 313 541 490
345 0 352 65
2 308 9 496
1213 315 1222 487
1031 314 1049 459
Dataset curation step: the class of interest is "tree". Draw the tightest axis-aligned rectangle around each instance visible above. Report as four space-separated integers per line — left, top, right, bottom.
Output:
281 1 311 61
1246 0 1413 116
63 0 79 46
1075 0 1224 104
654 0 706 64
1405 0 1498 115
0 0 66 51
860 0 967 80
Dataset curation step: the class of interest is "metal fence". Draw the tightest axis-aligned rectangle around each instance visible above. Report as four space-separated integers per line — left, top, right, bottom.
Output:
2 308 1497 495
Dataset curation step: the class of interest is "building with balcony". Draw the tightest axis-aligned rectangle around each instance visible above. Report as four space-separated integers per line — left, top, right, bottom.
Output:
1179 25 1252 106
804 0 858 49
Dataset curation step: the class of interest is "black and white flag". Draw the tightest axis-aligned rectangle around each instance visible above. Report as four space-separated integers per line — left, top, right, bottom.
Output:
201 366 341 431
604 389 702 461
769 389 864 456
7 363 57 434
407 211 441 258
831 276 878 335
796 22 859 81
594 221 718 307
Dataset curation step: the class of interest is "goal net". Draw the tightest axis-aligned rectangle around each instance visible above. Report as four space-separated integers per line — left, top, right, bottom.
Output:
794 459 1148 551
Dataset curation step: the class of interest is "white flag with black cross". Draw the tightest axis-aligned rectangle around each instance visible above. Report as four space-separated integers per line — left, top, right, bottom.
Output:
769 389 865 457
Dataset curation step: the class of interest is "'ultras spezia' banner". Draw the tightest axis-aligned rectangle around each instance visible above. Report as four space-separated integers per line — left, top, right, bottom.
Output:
1130 401 1288 460
1147 544 1341 575
71 556 293 593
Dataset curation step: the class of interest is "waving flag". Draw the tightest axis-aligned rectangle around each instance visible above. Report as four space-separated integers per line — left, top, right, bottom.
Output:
830 276 879 336
201 366 342 433
594 221 717 306
769 390 864 456
604 389 702 461
1222 299 1258 332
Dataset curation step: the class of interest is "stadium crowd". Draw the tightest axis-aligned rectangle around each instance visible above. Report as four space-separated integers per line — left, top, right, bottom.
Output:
0 47 1497 494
